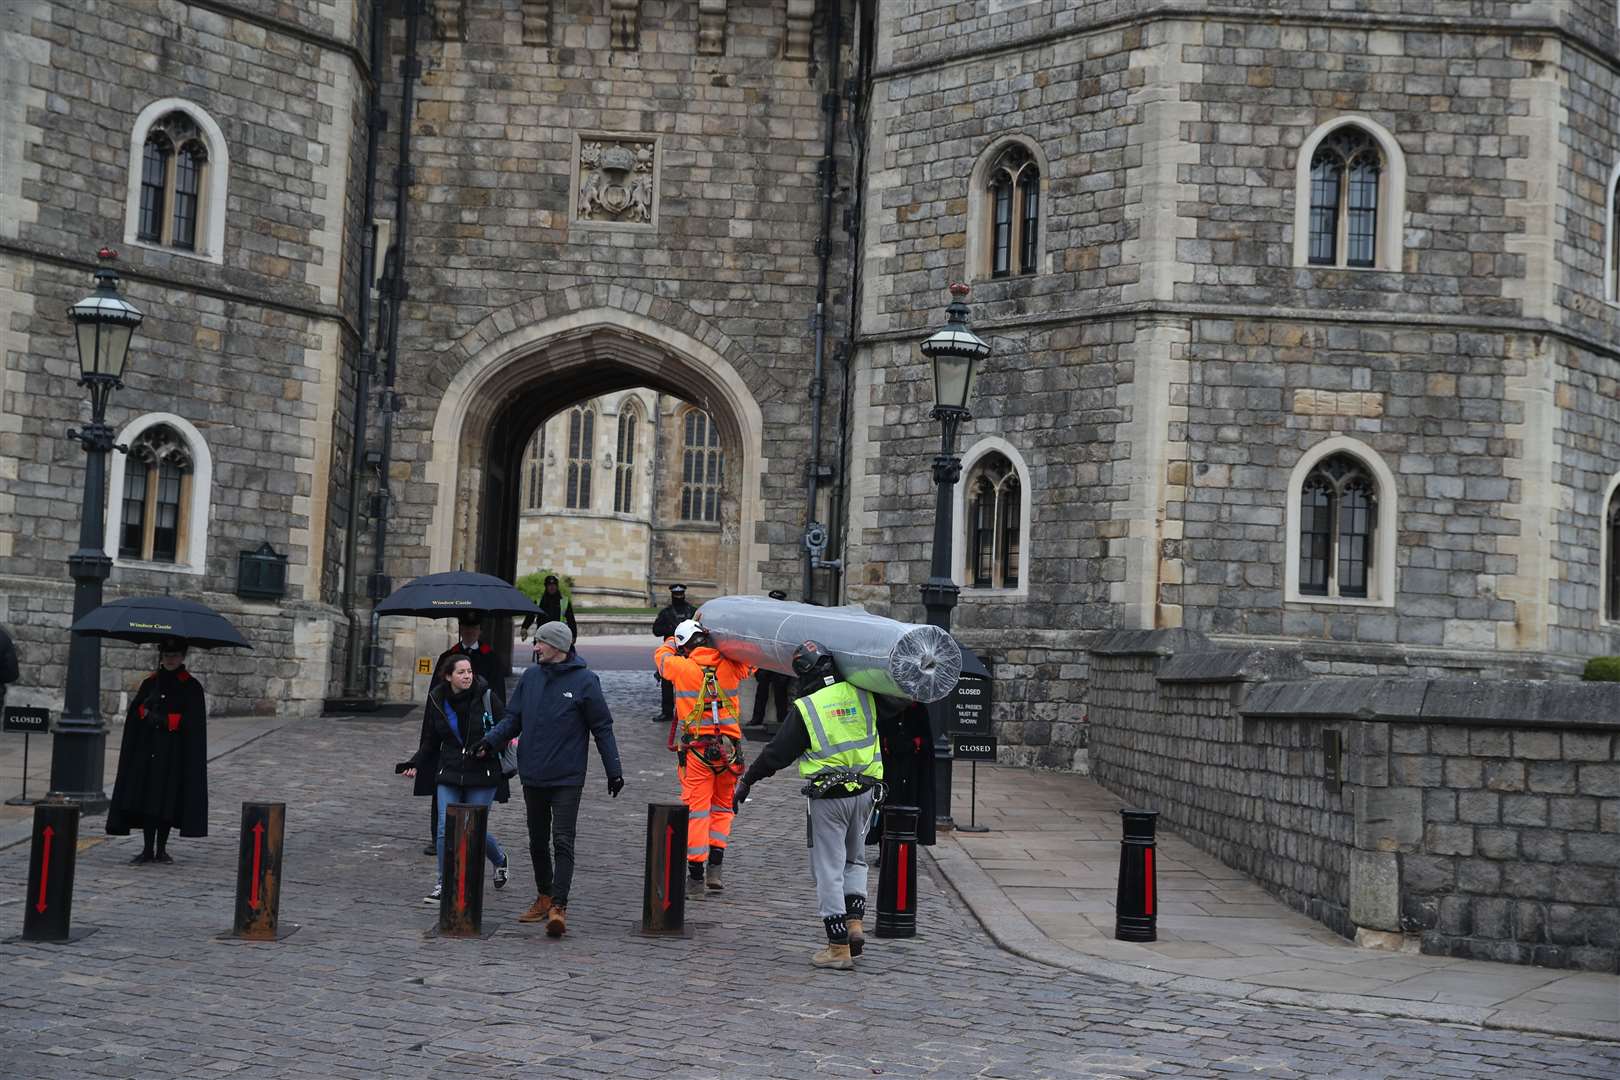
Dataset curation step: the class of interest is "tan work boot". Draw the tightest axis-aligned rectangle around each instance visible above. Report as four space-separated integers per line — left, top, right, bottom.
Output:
517 894 552 923
847 918 865 957
705 862 724 892
812 942 854 970
686 873 706 899
545 904 567 938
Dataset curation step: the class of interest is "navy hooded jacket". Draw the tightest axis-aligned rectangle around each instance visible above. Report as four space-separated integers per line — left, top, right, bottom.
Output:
484 652 622 788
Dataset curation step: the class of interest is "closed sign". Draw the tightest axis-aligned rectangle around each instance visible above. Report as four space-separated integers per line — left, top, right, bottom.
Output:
2 706 50 734
952 734 997 761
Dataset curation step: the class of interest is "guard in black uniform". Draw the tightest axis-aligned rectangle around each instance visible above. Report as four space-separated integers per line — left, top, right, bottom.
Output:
650 583 695 723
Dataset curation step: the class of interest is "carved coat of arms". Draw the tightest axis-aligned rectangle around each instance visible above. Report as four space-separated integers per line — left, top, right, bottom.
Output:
578 139 655 224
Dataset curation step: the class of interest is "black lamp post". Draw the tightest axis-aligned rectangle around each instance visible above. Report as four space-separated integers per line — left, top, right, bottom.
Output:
918 282 989 831
50 248 143 809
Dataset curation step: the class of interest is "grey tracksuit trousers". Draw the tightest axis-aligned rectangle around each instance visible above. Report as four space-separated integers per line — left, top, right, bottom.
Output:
807 788 876 919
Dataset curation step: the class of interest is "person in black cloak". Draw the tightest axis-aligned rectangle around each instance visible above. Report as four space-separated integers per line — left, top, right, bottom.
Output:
869 695 937 848
106 637 209 863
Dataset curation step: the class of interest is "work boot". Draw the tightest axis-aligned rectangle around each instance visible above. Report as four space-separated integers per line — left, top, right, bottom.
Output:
545 904 567 938
705 862 724 892
686 873 706 899
812 943 854 970
517 893 553 923
845 894 866 956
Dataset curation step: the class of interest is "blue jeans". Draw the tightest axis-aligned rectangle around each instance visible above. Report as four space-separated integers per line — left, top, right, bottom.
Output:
435 783 506 887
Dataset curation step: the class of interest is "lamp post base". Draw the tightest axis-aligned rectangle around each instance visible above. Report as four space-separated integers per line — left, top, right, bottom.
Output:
46 723 109 813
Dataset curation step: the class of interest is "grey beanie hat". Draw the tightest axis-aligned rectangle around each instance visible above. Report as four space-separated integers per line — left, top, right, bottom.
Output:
535 620 574 653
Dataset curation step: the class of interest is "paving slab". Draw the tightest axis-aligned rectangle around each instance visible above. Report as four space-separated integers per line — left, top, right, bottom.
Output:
931 760 1620 1041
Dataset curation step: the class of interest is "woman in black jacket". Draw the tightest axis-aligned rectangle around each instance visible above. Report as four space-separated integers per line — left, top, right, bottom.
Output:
403 655 511 904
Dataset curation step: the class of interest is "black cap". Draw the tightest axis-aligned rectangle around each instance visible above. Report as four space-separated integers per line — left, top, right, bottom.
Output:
768 589 787 601
670 583 686 594
543 574 559 585
792 639 836 678
158 637 188 653
457 611 483 627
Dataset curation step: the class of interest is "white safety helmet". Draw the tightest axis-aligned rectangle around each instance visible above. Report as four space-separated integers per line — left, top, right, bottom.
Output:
672 618 705 648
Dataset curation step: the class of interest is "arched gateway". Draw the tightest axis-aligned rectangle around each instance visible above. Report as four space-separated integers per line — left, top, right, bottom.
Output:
368 293 770 705
428 303 766 585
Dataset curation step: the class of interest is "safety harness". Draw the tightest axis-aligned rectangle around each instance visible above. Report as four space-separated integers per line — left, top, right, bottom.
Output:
677 664 745 776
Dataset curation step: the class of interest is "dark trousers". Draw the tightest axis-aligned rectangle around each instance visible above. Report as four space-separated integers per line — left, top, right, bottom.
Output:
660 676 674 720
522 783 583 906
750 672 791 725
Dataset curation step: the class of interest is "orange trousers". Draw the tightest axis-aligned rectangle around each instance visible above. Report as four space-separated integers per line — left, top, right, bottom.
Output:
679 760 737 865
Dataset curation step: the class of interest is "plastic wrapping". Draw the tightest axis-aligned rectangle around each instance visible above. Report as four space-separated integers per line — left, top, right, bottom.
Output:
695 596 963 703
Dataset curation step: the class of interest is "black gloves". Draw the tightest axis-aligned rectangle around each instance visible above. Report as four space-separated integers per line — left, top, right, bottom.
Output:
607 775 624 798
470 738 493 759
732 780 750 811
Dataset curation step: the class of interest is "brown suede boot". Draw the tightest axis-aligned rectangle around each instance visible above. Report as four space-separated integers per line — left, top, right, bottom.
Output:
811 943 854 970
545 904 567 938
517 894 552 923
847 917 865 957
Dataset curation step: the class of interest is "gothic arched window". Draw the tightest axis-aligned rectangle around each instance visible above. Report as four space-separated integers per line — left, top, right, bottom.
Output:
963 452 1021 589
679 408 722 522
986 145 1041 279
523 427 544 510
1307 127 1382 269
1609 168 1620 302
1298 453 1378 599
565 405 594 510
134 111 210 252
1607 488 1620 621
614 406 639 514
119 425 195 564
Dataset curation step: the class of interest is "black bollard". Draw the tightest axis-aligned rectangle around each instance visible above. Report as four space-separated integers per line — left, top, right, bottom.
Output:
1114 808 1159 942
23 802 81 942
232 802 287 940
639 802 691 935
874 804 919 939
438 803 488 938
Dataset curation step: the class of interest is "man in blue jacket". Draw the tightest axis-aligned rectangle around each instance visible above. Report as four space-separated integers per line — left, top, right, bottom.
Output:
478 621 624 938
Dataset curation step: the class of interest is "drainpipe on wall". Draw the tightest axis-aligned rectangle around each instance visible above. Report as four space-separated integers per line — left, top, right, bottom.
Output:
829 0 875 605
338 0 388 699
361 0 422 699
802 0 844 603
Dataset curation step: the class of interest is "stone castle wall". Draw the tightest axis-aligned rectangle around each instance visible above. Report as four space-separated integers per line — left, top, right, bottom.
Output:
0 0 367 717
1086 629 1620 972
847 1 1620 767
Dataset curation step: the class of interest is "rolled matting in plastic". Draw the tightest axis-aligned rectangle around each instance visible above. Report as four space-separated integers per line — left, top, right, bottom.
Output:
696 596 963 702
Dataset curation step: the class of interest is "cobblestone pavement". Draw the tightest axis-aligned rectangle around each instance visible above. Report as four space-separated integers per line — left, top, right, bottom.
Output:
1 672 1617 1079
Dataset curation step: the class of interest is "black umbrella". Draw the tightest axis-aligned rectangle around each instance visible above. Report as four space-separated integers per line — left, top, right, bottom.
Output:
71 596 252 650
374 570 541 619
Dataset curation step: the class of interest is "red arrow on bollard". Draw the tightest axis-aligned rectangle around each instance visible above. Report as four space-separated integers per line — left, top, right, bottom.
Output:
35 825 53 913
249 821 265 908
456 835 468 913
662 824 674 911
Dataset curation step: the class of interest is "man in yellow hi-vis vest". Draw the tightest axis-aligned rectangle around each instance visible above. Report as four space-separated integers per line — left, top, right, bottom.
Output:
734 640 883 970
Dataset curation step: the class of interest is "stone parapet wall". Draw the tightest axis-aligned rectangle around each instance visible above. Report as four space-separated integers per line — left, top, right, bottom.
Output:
1087 629 1620 972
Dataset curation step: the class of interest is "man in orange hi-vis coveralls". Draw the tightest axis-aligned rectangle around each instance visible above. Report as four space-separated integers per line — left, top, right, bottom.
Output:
654 618 753 898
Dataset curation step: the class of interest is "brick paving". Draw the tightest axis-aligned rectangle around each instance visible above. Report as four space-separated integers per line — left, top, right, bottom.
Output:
1 672 1617 1079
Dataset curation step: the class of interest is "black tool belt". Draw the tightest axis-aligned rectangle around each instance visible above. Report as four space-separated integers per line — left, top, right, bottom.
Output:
800 768 881 800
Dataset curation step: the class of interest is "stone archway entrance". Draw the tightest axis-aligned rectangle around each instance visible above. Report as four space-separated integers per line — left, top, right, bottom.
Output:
369 303 769 704
429 306 766 589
